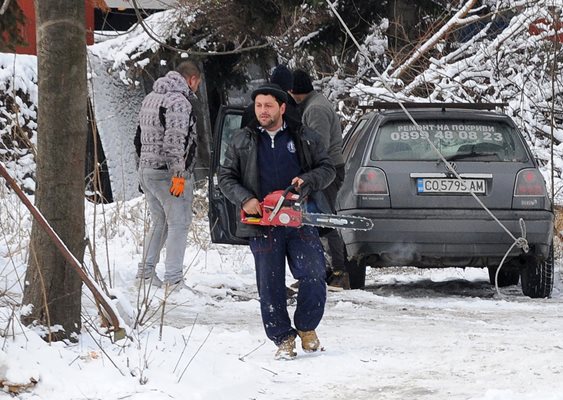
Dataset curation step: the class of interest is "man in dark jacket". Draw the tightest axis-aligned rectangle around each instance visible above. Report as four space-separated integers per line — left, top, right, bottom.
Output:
134 60 201 292
218 83 335 360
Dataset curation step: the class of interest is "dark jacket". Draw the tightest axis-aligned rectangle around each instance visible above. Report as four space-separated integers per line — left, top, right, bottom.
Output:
218 118 336 238
300 91 344 167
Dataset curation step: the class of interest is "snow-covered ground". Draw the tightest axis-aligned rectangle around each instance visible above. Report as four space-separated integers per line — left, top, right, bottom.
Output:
2 3 563 398
1 192 562 400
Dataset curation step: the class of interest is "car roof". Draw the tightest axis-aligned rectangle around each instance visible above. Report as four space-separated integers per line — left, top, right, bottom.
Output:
360 103 514 123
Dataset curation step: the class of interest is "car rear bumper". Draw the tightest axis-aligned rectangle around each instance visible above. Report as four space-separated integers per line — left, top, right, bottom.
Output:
339 208 554 267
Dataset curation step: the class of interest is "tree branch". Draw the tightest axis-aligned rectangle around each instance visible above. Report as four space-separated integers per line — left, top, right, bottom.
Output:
389 0 479 80
0 0 12 16
130 0 271 56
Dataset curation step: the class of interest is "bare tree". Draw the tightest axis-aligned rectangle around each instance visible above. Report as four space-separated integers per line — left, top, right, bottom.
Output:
21 0 88 340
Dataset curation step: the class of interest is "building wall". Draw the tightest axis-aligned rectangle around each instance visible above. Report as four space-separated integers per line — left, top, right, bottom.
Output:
15 0 95 55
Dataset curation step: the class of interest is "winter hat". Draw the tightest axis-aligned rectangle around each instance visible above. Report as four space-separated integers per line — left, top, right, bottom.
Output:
270 65 293 92
292 69 314 94
251 83 288 104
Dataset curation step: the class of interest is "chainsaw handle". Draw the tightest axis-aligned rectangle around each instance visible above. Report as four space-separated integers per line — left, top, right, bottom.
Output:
269 185 298 222
282 184 297 197
240 208 262 224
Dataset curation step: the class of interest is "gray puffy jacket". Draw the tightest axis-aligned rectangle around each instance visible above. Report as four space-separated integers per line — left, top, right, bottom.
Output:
137 71 197 176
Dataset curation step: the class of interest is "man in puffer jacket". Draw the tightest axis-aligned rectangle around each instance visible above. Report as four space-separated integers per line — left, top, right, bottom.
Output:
134 61 201 292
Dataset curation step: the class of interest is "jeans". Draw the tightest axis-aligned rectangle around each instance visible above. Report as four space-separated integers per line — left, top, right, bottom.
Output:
249 226 327 345
137 168 194 284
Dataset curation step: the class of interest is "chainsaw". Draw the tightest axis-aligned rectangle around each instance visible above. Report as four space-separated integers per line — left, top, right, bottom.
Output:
241 185 373 230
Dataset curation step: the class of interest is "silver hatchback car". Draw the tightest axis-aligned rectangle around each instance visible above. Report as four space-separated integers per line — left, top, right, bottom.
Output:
337 104 554 298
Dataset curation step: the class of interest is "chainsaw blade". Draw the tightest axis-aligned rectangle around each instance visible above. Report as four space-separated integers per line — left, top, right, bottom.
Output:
302 213 373 231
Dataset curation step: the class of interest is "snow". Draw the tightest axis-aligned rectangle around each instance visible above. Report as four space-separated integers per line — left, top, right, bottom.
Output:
88 9 198 79
1 189 563 400
0 53 38 193
2 2 563 398
0 53 37 97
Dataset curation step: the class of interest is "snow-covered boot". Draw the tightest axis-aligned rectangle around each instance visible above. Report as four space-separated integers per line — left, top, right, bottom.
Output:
275 336 297 360
165 280 191 294
135 272 163 288
297 330 320 352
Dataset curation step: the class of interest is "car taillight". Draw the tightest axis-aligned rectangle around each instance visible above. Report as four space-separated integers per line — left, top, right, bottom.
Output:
514 169 546 196
353 167 389 195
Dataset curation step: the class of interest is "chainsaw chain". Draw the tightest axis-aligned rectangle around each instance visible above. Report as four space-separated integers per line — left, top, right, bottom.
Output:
302 212 373 231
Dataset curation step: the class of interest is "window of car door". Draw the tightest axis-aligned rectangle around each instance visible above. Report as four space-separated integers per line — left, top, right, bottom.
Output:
219 113 243 165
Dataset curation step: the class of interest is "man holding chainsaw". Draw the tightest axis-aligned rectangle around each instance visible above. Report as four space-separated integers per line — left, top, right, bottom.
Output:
218 83 335 360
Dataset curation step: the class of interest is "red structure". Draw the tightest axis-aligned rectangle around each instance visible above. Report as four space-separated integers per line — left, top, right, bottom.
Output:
529 17 563 43
15 0 95 55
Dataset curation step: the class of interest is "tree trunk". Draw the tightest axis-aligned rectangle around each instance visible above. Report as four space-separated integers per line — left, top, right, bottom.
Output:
21 0 88 340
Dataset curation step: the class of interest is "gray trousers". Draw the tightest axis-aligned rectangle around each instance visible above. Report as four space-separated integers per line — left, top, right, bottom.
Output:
137 168 194 284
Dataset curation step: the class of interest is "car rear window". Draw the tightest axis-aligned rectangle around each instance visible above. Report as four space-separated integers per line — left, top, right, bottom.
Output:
371 119 529 162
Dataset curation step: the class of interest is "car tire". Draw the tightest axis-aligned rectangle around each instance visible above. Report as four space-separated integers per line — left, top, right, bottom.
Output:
487 266 520 287
346 257 366 289
520 248 554 299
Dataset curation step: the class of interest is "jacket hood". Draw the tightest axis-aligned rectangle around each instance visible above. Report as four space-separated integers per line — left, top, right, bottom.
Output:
152 71 190 97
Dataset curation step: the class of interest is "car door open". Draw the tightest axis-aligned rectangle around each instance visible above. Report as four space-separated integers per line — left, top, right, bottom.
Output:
208 106 247 245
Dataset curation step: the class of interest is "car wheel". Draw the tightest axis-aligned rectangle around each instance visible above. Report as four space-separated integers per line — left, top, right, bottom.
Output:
487 266 520 287
520 248 554 299
346 257 366 289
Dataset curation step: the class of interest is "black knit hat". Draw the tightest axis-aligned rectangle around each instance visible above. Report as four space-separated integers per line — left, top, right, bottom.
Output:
270 65 293 91
251 83 288 104
292 69 313 94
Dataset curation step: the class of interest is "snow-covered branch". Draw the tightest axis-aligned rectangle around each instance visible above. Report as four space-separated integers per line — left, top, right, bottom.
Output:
389 0 479 80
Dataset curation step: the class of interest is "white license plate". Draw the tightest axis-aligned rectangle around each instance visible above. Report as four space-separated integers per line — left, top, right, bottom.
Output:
417 178 486 194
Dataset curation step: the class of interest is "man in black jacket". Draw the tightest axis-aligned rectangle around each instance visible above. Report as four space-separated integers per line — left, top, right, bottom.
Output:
218 83 335 360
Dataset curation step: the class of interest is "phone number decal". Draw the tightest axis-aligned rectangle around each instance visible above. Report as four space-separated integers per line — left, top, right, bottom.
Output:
389 130 502 142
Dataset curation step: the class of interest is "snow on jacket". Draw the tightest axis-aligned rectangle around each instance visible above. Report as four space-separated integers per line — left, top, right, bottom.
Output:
300 91 344 167
218 117 335 238
136 71 197 176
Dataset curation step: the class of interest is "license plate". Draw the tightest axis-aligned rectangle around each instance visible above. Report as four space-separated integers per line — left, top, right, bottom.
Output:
417 178 486 194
